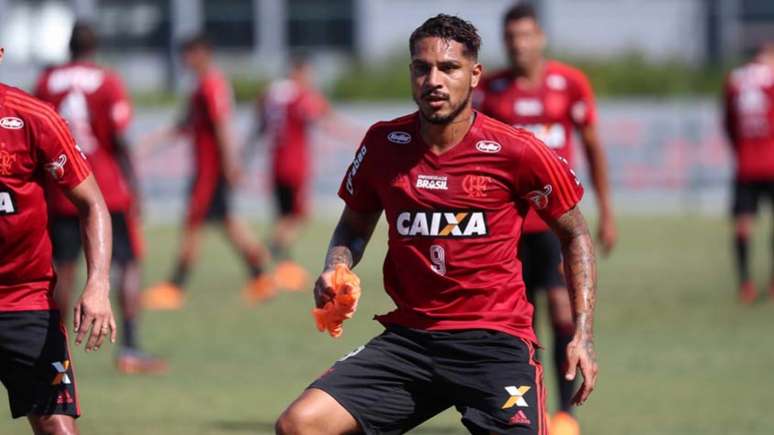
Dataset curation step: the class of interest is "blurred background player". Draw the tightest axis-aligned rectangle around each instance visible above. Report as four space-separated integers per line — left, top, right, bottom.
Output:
723 41 774 304
252 54 357 291
34 23 166 374
475 3 615 434
141 35 273 309
0 46 116 434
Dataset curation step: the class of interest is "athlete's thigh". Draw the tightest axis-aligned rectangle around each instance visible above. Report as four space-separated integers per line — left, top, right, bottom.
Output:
310 328 452 434
0 310 79 420
437 330 546 435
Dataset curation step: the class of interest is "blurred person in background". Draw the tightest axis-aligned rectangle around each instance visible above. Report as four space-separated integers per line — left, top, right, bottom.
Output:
1 45 116 434
141 35 273 308
475 3 615 434
251 54 358 292
723 41 774 304
35 22 166 374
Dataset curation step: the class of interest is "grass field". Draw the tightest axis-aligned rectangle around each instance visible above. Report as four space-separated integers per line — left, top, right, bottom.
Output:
1 215 772 434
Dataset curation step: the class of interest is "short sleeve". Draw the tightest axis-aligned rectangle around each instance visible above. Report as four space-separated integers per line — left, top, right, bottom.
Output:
203 77 233 124
105 73 133 132
337 129 382 213
514 135 584 221
568 71 597 128
33 109 91 190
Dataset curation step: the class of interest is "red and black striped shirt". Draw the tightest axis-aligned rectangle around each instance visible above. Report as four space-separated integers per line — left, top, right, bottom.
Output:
338 111 583 345
0 83 91 311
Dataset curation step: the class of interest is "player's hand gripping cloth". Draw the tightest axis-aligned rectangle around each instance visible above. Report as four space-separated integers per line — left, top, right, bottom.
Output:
312 265 362 338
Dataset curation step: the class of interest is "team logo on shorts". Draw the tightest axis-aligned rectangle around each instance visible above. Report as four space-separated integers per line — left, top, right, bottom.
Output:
51 360 72 385
387 131 412 144
396 210 488 237
524 185 552 210
475 140 501 153
502 385 531 409
45 154 68 180
0 117 24 130
509 410 531 426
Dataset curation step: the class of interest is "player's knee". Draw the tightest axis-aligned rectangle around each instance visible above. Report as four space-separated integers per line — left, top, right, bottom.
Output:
275 405 322 435
29 415 78 435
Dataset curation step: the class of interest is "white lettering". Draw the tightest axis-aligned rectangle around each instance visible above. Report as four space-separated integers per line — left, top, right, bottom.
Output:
0 192 15 214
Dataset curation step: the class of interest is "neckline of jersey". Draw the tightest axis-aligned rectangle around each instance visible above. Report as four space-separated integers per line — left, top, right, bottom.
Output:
413 110 484 166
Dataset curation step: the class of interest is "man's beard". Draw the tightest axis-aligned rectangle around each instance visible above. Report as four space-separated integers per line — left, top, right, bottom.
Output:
416 89 472 125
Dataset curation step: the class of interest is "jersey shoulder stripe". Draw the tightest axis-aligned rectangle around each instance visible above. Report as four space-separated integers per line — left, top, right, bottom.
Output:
6 93 89 180
482 117 577 208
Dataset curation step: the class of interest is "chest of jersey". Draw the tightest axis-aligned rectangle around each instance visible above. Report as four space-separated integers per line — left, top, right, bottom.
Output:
0 111 36 184
484 78 574 155
372 142 520 239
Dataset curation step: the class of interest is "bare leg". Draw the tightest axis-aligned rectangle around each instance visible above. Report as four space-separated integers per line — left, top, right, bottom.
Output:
734 214 754 285
28 415 79 435
276 388 361 435
271 215 306 260
223 216 269 274
170 225 203 288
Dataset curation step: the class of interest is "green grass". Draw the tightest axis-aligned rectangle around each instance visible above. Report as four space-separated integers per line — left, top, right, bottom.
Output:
1 215 772 434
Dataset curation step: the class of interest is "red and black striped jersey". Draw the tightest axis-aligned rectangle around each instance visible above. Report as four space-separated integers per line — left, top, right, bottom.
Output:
724 61 774 182
35 61 134 215
338 111 583 344
0 83 91 311
475 60 596 233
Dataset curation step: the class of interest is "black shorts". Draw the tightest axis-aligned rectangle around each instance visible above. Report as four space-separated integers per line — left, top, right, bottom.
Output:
50 212 138 265
310 326 547 435
187 176 230 226
732 180 774 216
0 310 79 419
274 181 306 217
519 231 564 299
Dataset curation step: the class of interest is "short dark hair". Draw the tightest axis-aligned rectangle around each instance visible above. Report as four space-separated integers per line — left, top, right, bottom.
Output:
503 2 539 26
69 22 98 58
409 14 481 59
179 34 212 53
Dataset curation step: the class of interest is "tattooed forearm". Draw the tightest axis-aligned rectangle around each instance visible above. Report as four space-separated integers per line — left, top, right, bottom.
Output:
323 207 381 271
550 207 597 338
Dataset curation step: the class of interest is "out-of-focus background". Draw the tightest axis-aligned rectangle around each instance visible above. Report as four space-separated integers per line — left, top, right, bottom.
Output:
1 1 773 434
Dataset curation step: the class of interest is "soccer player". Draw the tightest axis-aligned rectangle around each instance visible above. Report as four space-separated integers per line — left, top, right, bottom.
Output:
142 35 273 309
475 4 615 433
723 41 774 303
276 15 598 435
0 46 116 434
254 55 353 291
35 22 166 374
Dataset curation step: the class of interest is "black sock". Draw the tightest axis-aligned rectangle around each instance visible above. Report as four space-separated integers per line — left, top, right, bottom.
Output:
170 261 190 289
123 318 138 350
553 329 575 413
735 235 750 284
